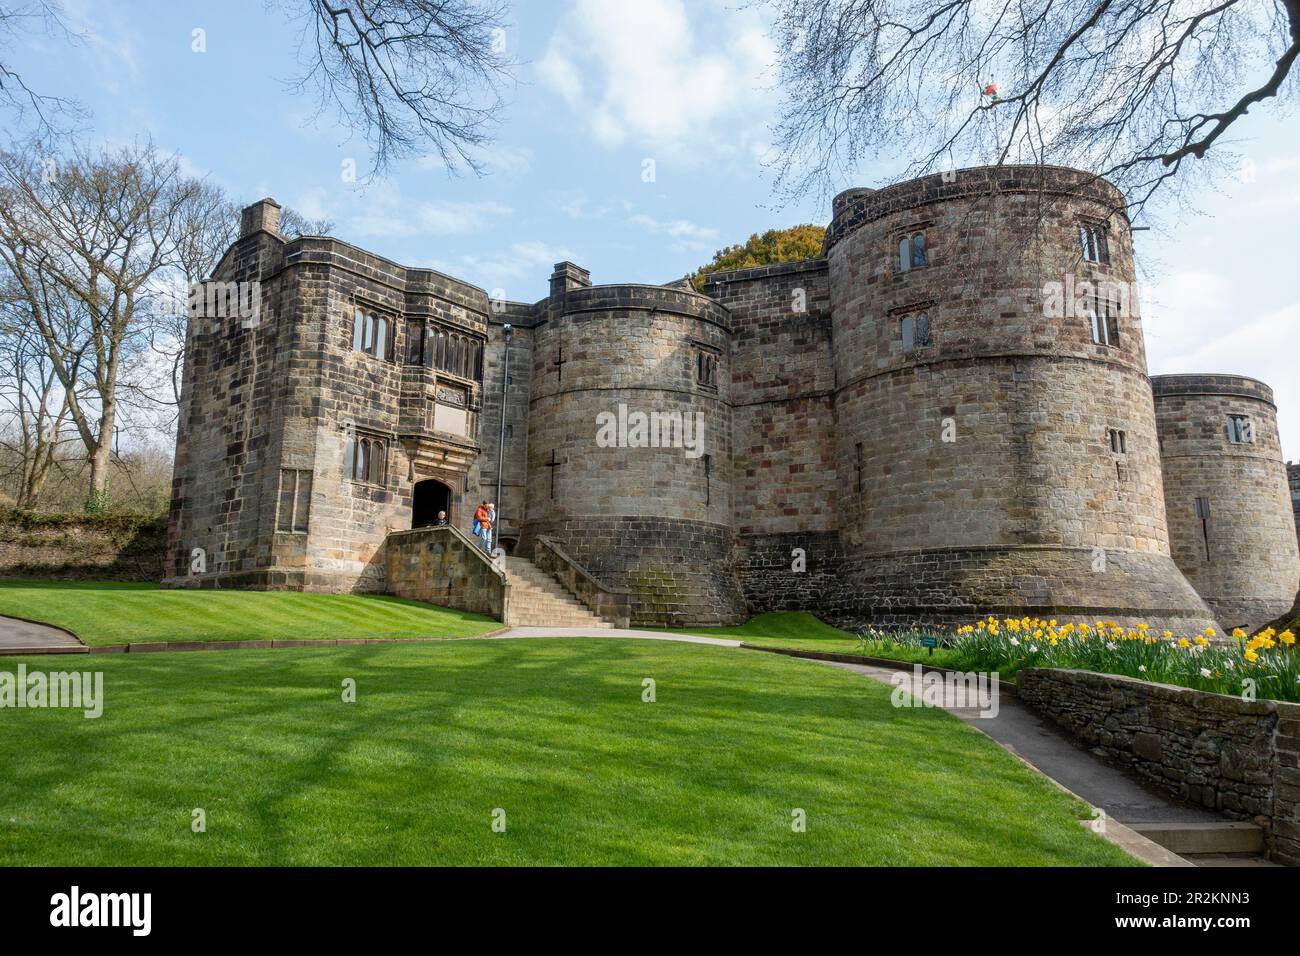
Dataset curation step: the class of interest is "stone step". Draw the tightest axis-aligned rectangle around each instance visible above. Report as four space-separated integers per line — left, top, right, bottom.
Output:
506 570 575 593
502 555 616 628
506 584 588 608
1129 822 1265 856
505 575 577 595
506 600 590 616
505 586 585 605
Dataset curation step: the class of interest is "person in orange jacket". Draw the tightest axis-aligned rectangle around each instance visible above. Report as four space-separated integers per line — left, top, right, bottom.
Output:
473 501 492 551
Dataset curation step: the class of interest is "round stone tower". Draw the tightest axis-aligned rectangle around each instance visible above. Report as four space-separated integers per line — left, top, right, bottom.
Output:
824 165 1216 632
519 271 745 626
1152 374 1300 631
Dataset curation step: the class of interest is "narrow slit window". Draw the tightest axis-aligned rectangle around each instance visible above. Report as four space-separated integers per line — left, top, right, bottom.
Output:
352 308 366 351
1195 497 1212 561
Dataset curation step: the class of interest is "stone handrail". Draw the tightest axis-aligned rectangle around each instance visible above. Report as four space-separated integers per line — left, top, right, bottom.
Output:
533 535 632 628
385 525 510 622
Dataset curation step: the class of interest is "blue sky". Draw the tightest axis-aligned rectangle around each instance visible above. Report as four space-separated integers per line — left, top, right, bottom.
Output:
12 0 1300 457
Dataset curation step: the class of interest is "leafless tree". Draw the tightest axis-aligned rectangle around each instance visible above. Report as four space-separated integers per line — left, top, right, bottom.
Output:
281 0 515 176
0 141 203 510
0 1 83 136
0 271 73 506
147 188 335 414
279 206 336 238
766 0 1300 214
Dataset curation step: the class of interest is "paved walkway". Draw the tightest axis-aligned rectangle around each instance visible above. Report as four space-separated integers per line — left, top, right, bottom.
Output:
488 626 742 647
0 614 85 654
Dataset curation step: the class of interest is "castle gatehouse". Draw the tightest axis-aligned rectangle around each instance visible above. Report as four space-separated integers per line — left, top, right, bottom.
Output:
165 166 1299 633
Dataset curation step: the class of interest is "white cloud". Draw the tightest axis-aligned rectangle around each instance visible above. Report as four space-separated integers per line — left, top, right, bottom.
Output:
432 241 575 294
627 213 719 254
1146 284 1300 459
535 0 774 162
536 45 584 105
416 143 534 180
323 182 511 239
1143 270 1232 352
415 200 512 235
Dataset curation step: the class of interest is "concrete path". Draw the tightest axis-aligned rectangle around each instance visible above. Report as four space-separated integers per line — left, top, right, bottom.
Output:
488 626 742 647
0 614 86 655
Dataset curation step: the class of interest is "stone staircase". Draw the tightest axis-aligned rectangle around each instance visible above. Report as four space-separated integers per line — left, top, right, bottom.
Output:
1129 821 1278 867
504 556 614 628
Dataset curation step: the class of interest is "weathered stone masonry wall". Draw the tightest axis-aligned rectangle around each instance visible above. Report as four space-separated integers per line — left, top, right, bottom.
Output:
821 166 1215 631
167 200 497 594
385 526 507 620
1153 375 1300 631
0 512 166 581
1290 462 1300 555
704 259 840 615
1018 667 1300 866
520 282 746 626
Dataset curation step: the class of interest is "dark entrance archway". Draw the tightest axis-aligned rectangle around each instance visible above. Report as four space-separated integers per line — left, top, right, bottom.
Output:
411 479 452 529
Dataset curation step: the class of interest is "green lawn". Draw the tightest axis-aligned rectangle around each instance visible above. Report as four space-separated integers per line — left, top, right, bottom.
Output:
0 638 1132 866
0 580 498 646
669 611 961 666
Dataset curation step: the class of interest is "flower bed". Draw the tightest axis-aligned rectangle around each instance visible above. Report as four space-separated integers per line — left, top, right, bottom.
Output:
859 618 1300 703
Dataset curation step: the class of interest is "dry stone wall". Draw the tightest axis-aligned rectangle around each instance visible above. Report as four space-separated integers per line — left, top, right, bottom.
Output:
1018 667 1300 866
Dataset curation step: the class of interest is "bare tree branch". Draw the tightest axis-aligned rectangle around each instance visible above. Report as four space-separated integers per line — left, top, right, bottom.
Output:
766 0 1300 216
0 1 85 137
279 0 515 177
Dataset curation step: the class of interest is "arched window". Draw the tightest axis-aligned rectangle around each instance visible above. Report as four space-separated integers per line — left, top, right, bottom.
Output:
344 435 387 484
1080 221 1110 264
352 308 365 351
898 232 927 271
901 311 931 351
407 321 423 364
350 305 393 360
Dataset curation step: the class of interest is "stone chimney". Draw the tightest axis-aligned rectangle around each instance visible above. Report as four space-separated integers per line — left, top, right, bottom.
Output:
240 198 281 239
549 261 591 297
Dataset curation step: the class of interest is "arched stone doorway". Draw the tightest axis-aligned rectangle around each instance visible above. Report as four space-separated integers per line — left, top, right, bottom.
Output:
411 478 452 529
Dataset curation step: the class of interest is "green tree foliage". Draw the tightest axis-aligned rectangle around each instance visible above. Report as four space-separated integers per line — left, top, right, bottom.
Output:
690 224 825 291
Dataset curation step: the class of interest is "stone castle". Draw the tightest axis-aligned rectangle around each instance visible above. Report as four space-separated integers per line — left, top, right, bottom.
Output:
165 165 1300 633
